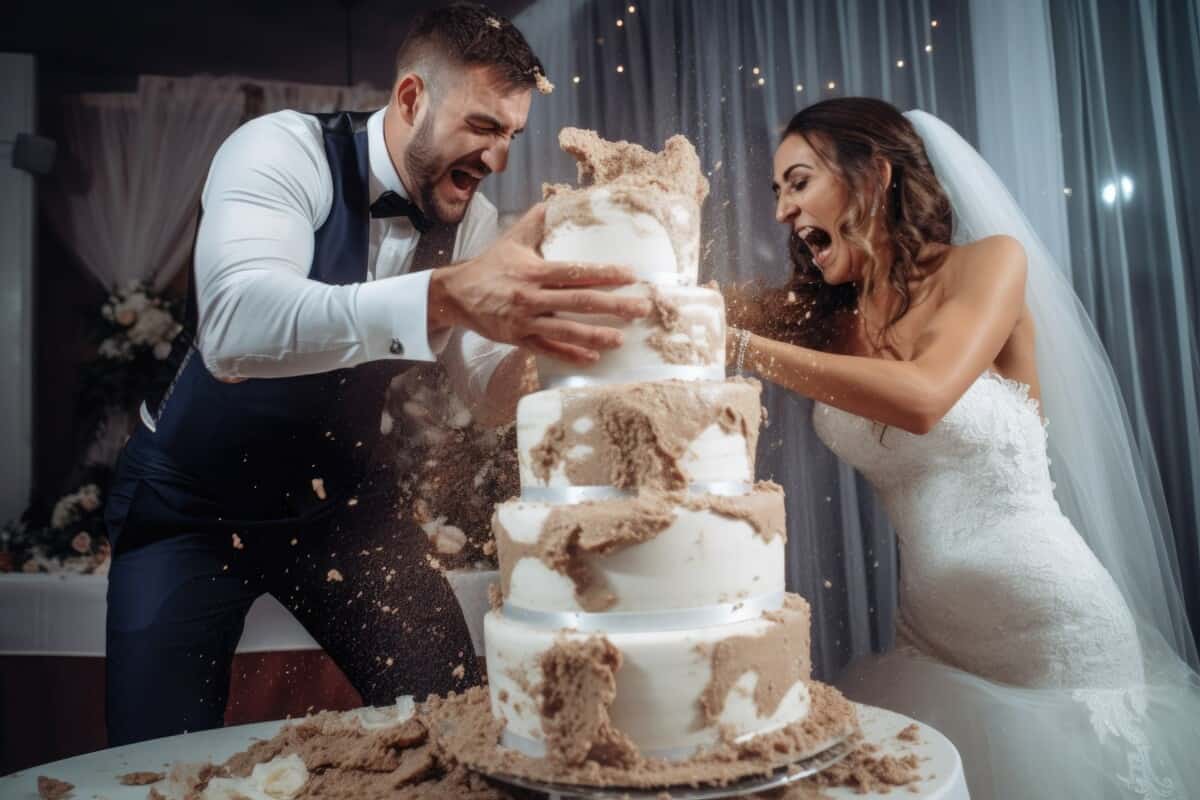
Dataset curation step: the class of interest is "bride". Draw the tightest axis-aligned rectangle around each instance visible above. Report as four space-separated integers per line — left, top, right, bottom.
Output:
726 97 1200 798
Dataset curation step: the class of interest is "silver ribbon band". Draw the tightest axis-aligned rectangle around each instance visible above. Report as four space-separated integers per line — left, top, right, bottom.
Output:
638 271 694 286
542 364 724 389
501 729 700 762
519 481 754 504
501 591 785 634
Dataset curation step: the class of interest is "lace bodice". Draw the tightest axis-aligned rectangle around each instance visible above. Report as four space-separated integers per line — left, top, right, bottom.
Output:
813 371 1143 689
814 372 1055 537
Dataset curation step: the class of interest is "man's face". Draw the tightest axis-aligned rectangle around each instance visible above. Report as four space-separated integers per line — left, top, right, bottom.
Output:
405 65 532 225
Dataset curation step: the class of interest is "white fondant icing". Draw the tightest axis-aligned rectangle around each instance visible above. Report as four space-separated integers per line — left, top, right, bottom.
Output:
485 600 810 755
515 379 754 489
534 283 724 388
497 500 785 612
496 502 554 546
542 188 700 283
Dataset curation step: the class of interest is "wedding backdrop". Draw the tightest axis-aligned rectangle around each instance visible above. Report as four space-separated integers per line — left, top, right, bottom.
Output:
487 0 1200 676
1 0 1197 762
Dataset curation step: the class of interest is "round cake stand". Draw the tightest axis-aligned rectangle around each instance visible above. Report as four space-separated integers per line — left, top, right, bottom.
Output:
478 736 855 800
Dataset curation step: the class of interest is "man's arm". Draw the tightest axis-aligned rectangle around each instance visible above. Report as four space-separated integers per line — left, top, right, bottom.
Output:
194 112 444 380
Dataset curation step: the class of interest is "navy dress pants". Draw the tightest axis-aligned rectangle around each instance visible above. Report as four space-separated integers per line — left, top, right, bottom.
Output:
104 428 481 746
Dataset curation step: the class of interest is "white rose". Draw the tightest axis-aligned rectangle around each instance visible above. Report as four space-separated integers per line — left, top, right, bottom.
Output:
51 496 79 529
125 291 150 312
114 308 137 327
78 485 101 511
129 307 175 346
98 337 123 359
154 341 173 360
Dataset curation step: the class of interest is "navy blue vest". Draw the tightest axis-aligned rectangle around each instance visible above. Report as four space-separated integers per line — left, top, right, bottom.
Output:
141 111 457 529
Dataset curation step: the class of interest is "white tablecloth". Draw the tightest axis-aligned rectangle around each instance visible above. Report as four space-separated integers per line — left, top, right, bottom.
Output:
0 702 968 799
0 570 498 657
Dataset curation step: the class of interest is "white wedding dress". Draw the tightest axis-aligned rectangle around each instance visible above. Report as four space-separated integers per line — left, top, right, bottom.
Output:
814 371 1200 798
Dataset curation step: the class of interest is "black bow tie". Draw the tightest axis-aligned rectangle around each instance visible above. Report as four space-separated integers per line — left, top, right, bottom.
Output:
369 190 432 233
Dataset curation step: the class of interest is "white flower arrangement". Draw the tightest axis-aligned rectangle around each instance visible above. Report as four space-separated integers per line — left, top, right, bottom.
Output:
99 281 183 362
50 483 101 529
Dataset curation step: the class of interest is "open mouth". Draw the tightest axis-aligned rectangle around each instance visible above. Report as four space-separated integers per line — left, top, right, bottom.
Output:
796 225 834 267
448 166 484 196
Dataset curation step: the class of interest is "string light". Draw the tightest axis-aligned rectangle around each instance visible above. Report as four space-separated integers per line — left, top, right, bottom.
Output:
628 4 636 12
757 77 765 86
827 80 837 89
752 66 761 75
572 75 581 84
931 19 939 27
795 83 804 92
616 64 625 73
616 18 624 27
896 59 905 68
925 44 934 53
1063 187 1073 197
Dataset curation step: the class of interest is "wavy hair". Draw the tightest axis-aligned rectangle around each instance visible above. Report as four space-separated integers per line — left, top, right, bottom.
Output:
728 98 954 354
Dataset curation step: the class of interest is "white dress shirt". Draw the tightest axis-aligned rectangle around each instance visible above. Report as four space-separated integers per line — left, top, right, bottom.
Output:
155 108 513 423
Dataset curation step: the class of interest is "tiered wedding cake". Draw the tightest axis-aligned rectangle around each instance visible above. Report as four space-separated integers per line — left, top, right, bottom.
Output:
482 129 820 767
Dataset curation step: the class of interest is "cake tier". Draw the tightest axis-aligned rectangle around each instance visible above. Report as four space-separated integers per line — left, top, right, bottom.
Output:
484 593 813 759
534 281 725 389
542 185 700 282
493 482 785 613
516 378 761 492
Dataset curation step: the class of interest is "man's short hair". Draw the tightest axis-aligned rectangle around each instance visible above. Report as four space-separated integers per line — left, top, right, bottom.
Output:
395 3 545 95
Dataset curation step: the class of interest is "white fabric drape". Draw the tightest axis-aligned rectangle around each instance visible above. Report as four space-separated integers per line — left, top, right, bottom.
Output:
495 0 977 678
45 76 246 291
45 75 388 292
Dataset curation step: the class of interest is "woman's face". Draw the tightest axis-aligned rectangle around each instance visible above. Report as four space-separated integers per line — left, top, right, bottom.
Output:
772 133 859 286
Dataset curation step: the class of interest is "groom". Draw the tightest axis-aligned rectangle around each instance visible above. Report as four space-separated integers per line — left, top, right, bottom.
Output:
103 3 649 746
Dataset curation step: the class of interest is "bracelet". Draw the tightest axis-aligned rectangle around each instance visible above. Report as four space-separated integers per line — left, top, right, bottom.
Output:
734 327 751 373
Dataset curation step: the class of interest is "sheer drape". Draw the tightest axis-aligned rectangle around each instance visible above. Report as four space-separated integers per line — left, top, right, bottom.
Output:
45 76 245 291
1048 0 1200 648
493 0 978 678
44 75 387 293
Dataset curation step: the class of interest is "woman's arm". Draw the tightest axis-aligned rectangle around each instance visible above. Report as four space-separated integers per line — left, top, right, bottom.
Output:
738 236 1027 434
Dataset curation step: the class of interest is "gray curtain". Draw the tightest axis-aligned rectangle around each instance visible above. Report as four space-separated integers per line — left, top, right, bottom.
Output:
491 0 1200 675
1048 0 1200 644
492 0 977 679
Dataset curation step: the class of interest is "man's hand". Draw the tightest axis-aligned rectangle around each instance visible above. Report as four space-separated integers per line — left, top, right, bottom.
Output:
428 204 651 364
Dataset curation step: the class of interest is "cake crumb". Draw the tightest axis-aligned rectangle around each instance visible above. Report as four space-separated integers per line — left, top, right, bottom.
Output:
311 477 327 500
326 568 344 583
896 723 921 742
231 533 243 550
36 776 73 799
534 68 555 94
118 771 165 785
452 663 466 680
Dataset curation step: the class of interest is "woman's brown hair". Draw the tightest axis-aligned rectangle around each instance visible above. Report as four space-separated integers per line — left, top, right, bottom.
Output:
728 97 954 354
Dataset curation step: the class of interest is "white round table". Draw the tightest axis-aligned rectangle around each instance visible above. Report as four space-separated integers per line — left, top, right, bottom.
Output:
0 702 968 799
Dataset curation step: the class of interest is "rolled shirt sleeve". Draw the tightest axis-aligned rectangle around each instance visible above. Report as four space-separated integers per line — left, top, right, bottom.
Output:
193 111 441 380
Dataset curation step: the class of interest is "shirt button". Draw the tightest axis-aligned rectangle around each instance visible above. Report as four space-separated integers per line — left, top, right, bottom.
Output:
389 338 404 356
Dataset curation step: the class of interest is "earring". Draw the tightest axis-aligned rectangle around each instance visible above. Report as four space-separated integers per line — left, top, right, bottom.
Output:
870 182 885 218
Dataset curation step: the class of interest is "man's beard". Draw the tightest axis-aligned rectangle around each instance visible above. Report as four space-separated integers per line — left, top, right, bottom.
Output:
404 114 466 225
